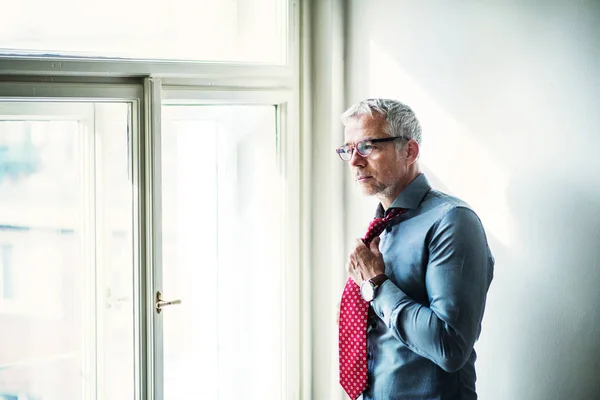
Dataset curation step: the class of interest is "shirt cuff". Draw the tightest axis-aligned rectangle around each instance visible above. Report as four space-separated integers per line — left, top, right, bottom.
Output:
371 279 408 326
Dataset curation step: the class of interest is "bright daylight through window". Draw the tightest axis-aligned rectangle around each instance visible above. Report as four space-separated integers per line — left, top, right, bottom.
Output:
0 0 287 64
160 105 284 399
0 103 135 400
0 0 296 398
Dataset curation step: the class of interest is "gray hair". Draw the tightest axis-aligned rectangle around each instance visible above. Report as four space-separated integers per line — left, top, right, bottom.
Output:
341 98 422 149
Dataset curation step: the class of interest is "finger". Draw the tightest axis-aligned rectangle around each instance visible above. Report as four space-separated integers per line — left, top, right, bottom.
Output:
346 260 361 284
347 256 358 273
355 246 374 262
370 236 381 256
350 247 366 264
346 257 354 274
355 238 367 250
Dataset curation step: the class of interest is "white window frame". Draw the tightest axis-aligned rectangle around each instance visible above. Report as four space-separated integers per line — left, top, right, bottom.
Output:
0 1 311 399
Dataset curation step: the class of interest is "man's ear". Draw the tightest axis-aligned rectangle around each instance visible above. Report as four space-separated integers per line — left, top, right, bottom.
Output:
406 140 420 165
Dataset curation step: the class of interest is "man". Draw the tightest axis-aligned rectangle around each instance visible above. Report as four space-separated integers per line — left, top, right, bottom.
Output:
337 99 494 400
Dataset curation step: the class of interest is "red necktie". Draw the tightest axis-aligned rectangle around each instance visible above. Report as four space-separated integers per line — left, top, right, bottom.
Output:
338 208 407 399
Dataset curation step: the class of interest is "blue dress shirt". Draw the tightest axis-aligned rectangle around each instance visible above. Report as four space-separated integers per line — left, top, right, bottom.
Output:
363 173 494 400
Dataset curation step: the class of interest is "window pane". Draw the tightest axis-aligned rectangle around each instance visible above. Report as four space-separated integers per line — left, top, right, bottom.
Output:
95 103 135 400
0 245 14 299
0 118 84 400
0 0 286 64
0 103 134 400
160 105 283 399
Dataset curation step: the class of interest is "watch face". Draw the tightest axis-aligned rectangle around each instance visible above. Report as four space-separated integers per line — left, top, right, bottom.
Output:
360 280 375 301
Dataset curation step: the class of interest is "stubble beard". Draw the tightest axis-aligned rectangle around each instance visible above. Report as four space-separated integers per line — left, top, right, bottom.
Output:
360 179 391 198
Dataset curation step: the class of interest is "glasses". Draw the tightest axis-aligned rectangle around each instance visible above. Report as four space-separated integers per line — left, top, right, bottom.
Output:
335 136 409 161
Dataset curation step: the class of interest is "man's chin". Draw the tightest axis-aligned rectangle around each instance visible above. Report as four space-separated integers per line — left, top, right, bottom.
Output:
357 182 384 197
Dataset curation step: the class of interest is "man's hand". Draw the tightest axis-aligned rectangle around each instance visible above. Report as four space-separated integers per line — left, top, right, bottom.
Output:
346 236 386 285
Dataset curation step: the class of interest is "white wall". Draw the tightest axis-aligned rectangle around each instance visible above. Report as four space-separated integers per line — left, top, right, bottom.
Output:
343 1 600 399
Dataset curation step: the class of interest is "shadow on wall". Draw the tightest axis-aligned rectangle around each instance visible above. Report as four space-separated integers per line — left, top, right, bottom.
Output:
500 168 600 400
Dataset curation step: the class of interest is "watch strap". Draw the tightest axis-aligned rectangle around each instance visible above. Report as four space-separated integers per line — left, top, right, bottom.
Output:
370 273 389 287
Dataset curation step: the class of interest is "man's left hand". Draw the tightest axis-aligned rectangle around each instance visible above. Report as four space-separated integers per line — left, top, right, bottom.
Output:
346 236 386 285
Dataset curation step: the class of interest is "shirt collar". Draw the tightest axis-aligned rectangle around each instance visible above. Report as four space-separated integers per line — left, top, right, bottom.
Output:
375 173 431 218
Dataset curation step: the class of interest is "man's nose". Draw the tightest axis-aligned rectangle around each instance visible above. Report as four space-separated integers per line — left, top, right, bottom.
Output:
349 149 366 167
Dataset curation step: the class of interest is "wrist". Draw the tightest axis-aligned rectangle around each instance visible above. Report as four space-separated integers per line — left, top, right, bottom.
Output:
369 273 388 286
360 274 389 302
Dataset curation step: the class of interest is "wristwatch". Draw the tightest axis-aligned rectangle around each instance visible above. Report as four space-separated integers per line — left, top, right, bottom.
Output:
360 274 389 302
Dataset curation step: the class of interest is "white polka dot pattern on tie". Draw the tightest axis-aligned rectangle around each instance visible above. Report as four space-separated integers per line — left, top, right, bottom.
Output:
338 208 407 399
339 279 369 399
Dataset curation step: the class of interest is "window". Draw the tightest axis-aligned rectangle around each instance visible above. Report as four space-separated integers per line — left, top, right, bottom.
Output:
0 0 287 64
0 2 302 395
0 244 14 300
0 103 135 400
160 105 284 399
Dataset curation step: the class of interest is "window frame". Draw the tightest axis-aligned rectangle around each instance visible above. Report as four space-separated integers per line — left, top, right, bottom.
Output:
0 1 308 398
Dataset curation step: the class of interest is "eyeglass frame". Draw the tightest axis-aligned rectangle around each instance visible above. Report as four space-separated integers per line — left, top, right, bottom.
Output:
335 136 411 161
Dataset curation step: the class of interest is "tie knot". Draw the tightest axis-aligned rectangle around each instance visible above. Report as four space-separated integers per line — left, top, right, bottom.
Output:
363 208 407 246
384 207 405 221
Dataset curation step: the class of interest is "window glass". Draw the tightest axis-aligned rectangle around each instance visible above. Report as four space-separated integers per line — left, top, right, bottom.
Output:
0 0 287 64
0 103 134 400
160 105 283 399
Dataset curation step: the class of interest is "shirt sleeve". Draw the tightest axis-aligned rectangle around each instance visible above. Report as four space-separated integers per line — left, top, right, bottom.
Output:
370 206 493 373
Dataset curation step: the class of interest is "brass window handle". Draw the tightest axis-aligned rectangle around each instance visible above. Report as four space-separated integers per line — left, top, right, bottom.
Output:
156 291 182 313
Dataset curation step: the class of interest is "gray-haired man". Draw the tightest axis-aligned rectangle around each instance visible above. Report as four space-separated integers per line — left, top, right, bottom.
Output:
337 99 494 399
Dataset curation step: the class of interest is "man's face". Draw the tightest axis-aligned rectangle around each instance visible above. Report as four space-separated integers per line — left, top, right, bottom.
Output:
343 115 408 203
